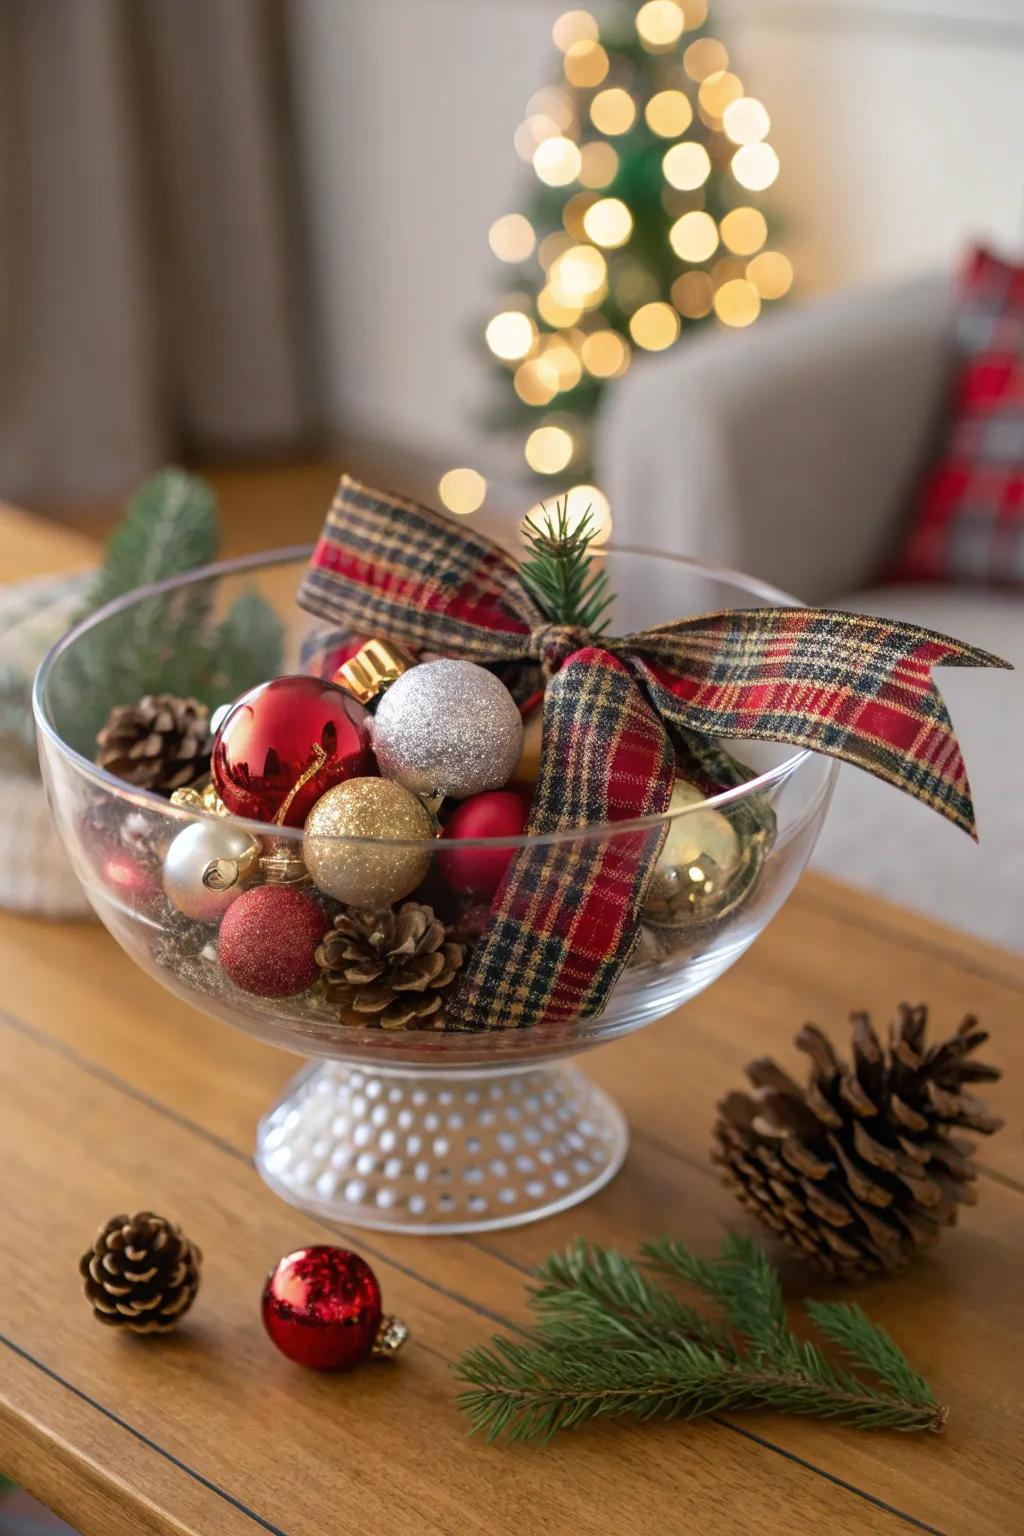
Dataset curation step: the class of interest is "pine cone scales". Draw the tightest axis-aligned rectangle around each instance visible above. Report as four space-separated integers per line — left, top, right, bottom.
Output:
96 694 211 793
317 902 464 1030
713 1005 1002 1281
80 1212 201 1333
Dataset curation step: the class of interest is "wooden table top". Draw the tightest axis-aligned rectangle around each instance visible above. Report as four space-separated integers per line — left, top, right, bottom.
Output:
2 513 1023 1535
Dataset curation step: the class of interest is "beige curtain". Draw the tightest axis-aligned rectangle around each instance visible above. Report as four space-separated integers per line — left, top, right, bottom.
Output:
0 0 311 508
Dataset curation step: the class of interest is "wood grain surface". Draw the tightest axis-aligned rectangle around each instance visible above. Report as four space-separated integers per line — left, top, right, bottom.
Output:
2 512 1023 1536
2 877 1022 1536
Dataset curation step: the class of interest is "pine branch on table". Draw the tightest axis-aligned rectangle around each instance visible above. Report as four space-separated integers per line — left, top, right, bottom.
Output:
454 1234 946 1443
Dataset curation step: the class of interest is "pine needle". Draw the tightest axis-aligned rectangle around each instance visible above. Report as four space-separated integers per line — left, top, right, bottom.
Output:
519 497 614 634
454 1235 947 1442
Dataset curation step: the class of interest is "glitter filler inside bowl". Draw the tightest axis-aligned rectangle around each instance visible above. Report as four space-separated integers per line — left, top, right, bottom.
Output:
35 548 836 1234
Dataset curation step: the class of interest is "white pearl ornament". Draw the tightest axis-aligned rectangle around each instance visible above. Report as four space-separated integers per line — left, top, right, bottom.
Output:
162 820 260 922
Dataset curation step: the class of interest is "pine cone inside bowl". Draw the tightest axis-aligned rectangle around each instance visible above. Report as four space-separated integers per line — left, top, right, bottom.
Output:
317 902 464 1030
80 1211 201 1333
713 1005 1002 1281
96 694 211 794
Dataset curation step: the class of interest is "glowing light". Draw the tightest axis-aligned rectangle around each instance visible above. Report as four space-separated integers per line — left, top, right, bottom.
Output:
552 9 598 51
669 210 719 262
645 90 693 138
720 207 768 256
438 468 486 515
562 191 598 239
635 0 685 49
662 141 712 191
540 335 584 390
537 285 583 328
527 87 575 131
747 250 794 299
550 243 607 306
533 135 583 187
578 141 618 189
581 329 631 378
590 88 636 136
682 0 708 23
684 38 728 81
488 213 536 263
538 231 574 270
723 97 771 145
485 310 536 361
731 142 780 191
714 278 761 327
525 424 575 474
671 270 714 318
515 114 561 162
514 359 558 406
564 39 609 87
711 255 747 288
629 302 680 351
698 70 744 121
583 197 633 248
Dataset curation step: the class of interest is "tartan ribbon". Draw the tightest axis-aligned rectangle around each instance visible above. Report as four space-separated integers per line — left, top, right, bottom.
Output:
299 475 1008 1030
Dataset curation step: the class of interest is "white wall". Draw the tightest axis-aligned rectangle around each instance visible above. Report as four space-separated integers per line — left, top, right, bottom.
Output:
291 0 1024 474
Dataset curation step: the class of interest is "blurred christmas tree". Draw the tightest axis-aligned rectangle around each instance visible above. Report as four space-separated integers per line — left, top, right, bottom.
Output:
439 1 791 524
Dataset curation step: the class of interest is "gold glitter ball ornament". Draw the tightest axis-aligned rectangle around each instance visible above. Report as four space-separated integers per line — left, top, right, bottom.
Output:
303 777 436 906
371 659 524 800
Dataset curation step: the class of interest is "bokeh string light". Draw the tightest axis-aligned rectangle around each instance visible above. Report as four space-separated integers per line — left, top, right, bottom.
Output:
456 1 790 512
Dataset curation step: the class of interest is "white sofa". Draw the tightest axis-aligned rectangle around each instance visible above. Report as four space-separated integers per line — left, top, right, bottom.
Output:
598 274 1023 950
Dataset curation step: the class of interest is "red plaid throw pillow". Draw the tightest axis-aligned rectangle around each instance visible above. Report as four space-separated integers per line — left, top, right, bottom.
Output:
889 247 1024 584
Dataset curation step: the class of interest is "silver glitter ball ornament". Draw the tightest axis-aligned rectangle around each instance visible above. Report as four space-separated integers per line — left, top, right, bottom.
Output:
371 660 524 800
162 820 260 922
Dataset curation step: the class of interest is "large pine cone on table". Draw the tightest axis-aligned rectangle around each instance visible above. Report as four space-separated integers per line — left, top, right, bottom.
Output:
95 694 211 794
317 902 464 1030
80 1211 201 1333
712 1005 1002 1281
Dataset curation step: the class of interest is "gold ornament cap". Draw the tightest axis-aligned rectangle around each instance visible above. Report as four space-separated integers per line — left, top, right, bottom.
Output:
170 779 229 817
332 638 416 705
373 1314 410 1357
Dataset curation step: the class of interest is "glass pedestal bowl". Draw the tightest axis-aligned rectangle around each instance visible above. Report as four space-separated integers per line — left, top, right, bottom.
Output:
35 547 836 1235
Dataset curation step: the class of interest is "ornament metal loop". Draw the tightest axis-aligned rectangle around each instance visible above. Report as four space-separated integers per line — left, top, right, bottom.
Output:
333 638 416 705
200 841 260 893
372 1314 410 1357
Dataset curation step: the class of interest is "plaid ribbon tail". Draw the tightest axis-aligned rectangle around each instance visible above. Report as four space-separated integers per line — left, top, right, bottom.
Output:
296 475 540 662
445 650 675 1030
623 608 1011 839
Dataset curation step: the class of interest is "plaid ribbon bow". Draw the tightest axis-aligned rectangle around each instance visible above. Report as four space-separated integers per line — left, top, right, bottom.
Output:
299 476 1007 1031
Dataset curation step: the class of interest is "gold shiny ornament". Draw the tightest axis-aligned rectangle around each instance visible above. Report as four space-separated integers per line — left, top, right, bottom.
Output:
332 637 417 706
170 779 228 816
303 778 436 907
511 705 544 787
645 780 754 928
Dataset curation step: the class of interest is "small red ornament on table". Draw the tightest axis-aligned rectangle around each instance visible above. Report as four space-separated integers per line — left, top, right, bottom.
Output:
438 790 531 898
261 1246 406 1371
218 885 328 997
211 675 373 827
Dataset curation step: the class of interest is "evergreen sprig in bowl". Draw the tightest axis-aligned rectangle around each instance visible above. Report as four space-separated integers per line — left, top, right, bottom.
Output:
35 548 835 1235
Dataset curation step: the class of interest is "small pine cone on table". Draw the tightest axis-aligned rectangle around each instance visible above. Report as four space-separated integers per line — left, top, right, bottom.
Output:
80 1211 201 1333
712 1004 1003 1282
317 902 464 1030
95 694 211 794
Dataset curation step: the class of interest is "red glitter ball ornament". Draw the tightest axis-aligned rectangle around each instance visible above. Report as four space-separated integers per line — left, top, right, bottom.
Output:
438 790 530 897
218 885 328 997
211 675 372 827
261 1246 383 1371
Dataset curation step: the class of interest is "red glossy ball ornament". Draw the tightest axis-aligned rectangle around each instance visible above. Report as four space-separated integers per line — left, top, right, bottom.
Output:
218 885 328 997
438 790 530 897
261 1246 384 1371
211 675 372 827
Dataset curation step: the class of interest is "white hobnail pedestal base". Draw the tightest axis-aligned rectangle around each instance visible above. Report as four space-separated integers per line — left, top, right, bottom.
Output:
255 1059 629 1235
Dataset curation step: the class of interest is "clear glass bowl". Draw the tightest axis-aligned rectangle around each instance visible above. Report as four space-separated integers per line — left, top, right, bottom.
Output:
35 547 836 1234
